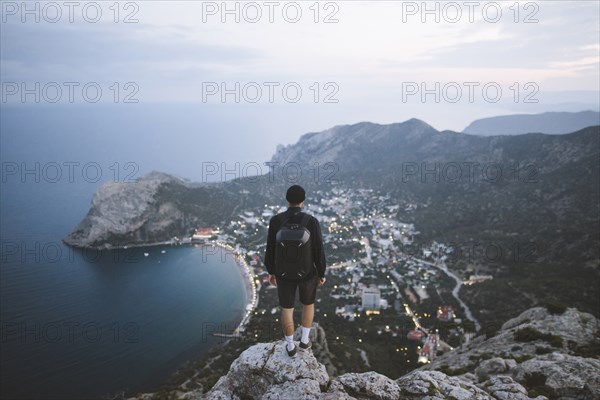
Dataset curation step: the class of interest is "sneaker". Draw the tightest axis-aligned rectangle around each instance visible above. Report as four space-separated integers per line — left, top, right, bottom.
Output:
299 340 312 350
286 343 297 357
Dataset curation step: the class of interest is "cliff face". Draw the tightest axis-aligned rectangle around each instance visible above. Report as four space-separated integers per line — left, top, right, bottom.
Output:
63 171 189 248
173 306 599 400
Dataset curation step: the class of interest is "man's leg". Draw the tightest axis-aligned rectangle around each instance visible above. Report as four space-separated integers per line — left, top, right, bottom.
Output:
301 303 314 328
300 303 314 345
276 277 297 353
281 307 295 352
281 307 295 336
298 274 319 346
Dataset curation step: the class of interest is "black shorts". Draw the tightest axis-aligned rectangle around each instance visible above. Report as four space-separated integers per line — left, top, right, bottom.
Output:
275 273 319 308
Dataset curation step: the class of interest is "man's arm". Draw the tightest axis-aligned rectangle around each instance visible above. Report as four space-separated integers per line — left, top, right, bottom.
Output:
312 217 327 278
264 217 276 275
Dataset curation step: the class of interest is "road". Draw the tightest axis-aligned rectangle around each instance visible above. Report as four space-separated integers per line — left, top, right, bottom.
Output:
411 256 481 332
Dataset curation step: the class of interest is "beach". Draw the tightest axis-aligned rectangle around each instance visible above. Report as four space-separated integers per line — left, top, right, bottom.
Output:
210 241 259 337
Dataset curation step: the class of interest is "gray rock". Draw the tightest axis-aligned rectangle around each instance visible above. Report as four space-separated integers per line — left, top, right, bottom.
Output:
425 307 599 374
328 371 401 400
318 392 357 400
501 307 598 345
205 341 328 400
474 358 518 381
514 352 600 399
294 324 338 377
478 375 546 400
396 370 492 400
261 379 322 400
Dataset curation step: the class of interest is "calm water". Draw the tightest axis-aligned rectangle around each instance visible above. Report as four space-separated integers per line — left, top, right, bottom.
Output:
1 112 250 398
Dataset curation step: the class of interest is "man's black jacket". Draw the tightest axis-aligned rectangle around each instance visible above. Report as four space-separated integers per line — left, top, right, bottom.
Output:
264 206 327 279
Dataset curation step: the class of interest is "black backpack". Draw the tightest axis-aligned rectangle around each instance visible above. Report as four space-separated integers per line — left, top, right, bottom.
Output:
275 211 313 280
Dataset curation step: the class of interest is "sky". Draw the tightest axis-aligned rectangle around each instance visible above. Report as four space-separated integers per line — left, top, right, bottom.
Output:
1 0 599 165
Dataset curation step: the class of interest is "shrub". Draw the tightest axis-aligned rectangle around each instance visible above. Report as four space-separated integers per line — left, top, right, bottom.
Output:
524 372 554 398
483 324 499 339
514 354 534 363
546 334 563 348
568 338 600 358
514 327 563 348
545 302 567 315
535 346 553 355
514 326 544 342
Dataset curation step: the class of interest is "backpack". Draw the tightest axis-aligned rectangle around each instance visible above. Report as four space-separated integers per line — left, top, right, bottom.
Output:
274 211 313 280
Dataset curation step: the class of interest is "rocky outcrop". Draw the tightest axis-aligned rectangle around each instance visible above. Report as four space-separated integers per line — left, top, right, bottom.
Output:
295 324 337 377
423 307 598 374
203 341 329 400
189 306 598 400
63 171 249 249
197 342 546 400
513 353 600 399
63 171 187 248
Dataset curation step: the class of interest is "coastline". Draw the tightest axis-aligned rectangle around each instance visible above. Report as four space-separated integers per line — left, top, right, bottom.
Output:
210 241 258 337
62 237 191 250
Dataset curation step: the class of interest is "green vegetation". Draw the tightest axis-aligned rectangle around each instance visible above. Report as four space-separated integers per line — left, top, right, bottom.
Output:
523 372 553 398
568 338 600 358
438 364 474 376
545 302 567 315
514 327 563 348
513 354 534 363
535 346 553 355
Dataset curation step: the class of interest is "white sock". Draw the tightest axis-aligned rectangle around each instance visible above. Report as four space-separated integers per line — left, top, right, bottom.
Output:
301 326 311 344
285 334 295 350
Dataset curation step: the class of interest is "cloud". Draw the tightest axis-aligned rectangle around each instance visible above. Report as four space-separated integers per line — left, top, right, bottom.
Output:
1 21 265 82
1 1 597 106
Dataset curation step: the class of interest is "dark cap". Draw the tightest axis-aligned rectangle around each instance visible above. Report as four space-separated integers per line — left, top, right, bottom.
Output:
286 185 305 204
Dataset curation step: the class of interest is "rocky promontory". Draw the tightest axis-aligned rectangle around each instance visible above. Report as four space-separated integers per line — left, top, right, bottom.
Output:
141 306 598 400
63 171 254 249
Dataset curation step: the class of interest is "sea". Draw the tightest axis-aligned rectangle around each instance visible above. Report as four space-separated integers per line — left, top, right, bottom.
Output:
0 104 254 399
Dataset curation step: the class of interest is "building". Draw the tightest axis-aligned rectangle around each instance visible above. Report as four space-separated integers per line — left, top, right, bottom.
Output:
418 333 439 363
437 305 456 321
407 329 425 341
192 227 217 242
361 285 381 311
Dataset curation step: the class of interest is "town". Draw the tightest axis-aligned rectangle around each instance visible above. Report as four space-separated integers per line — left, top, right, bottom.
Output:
189 184 488 374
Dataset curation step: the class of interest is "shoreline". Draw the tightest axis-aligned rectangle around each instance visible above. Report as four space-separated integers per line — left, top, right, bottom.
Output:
210 241 259 336
62 237 191 250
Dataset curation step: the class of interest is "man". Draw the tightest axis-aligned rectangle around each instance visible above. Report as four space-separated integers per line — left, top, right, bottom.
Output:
264 185 327 357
